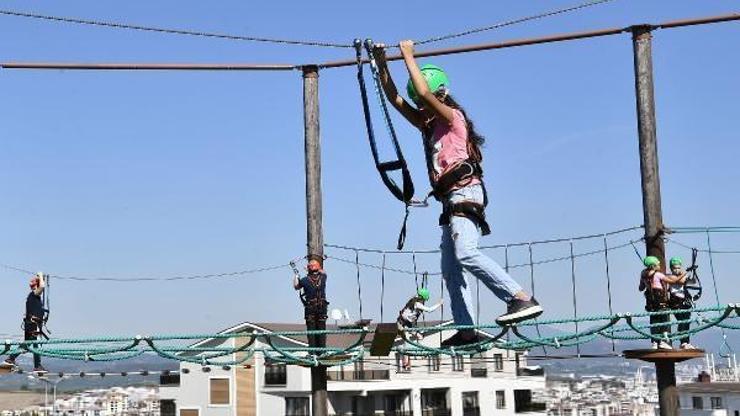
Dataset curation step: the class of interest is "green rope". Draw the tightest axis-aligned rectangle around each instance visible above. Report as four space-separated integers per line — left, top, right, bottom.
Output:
2 305 736 368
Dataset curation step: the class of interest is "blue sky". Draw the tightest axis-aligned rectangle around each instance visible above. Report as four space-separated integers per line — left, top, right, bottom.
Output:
0 1 738 339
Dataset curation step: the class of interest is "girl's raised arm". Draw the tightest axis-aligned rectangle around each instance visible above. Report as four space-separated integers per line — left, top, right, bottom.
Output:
399 40 456 125
373 45 425 130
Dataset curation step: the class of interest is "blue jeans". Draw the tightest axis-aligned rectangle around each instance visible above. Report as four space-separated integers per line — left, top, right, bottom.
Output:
440 184 523 326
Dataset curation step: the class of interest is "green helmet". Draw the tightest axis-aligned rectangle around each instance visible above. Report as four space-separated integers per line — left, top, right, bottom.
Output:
643 256 660 267
417 287 430 301
407 64 449 104
669 257 683 267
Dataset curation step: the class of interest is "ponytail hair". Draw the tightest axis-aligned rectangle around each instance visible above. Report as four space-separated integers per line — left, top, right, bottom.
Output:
438 92 485 147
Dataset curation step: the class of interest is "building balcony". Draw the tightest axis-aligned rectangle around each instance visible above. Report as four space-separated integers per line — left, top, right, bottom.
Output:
327 369 391 381
517 367 545 377
159 374 180 386
463 408 481 416
680 410 728 416
470 368 488 378
331 412 411 416
421 409 451 416
515 402 547 413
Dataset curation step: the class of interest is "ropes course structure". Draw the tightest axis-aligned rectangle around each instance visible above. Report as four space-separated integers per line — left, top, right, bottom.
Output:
0 304 737 368
0 225 737 370
1 6 739 416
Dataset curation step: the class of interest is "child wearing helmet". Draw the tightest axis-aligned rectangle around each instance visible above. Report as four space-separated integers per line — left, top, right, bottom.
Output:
2 273 47 372
639 256 686 350
397 287 442 370
374 40 541 347
667 257 696 350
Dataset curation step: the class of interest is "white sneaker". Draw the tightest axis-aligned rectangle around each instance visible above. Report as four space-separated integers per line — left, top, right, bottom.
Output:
681 343 697 350
651 341 659 350
658 341 673 350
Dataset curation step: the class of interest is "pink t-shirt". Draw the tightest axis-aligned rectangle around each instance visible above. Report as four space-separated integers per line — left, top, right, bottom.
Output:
651 271 668 290
429 110 481 187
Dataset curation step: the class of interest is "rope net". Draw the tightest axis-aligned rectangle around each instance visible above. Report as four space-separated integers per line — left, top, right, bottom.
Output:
2 225 739 369
1 304 737 367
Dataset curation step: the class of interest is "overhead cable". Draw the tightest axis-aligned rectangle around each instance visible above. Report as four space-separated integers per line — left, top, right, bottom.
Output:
0 9 352 48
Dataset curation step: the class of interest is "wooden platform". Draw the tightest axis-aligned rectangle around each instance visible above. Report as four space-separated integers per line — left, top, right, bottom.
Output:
623 349 705 363
0 365 16 375
370 323 399 357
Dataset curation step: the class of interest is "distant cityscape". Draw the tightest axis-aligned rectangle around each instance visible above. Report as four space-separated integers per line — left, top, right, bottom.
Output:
1 353 738 416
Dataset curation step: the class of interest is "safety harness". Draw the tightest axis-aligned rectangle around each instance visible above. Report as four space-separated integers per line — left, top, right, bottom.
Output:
679 248 703 306
398 296 423 327
355 39 424 250
423 135 491 236
22 274 50 340
641 269 669 312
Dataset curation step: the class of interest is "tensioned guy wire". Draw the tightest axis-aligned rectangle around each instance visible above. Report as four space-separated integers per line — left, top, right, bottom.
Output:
0 9 351 48
414 0 619 45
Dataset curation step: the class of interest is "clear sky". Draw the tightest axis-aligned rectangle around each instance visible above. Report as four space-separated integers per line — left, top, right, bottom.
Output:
0 0 738 338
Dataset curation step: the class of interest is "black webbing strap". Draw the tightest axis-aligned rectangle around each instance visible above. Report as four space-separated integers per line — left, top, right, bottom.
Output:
354 39 415 204
685 247 702 302
354 39 417 249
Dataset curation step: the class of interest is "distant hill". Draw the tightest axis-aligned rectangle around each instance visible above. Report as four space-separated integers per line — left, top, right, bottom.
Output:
0 353 177 392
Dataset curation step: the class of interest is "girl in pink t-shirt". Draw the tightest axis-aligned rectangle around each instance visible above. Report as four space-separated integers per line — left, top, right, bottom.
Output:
374 40 542 347
639 256 687 349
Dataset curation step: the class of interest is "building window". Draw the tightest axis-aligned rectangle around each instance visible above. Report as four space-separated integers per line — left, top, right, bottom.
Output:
180 410 199 416
514 389 545 413
462 391 480 416
265 360 287 385
353 358 365 378
496 390 506 409
396 353 411 373
428 355 441 372
160 400 176 416
421 389 448 413
471 353 487 377
452 355 465 372
384 394 407 413
286 397 310 416
209 378 230 405
494 353 504 372
710 397 723 409
692 396 703 409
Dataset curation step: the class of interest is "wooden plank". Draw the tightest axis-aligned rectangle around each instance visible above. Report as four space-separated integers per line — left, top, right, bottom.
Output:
370 323 398 357
236 336 256 416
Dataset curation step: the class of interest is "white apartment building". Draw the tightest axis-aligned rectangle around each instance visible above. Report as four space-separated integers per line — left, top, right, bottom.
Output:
679 382 740 416
159 321 546 416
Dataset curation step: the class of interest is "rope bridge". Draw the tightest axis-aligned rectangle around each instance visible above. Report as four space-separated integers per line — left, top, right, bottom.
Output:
1 225 738 368
1 304 737 368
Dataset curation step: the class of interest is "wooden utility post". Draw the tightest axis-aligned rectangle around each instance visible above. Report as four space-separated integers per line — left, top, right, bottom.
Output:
632 25 666 266
302 64 328 416
629 25 694 416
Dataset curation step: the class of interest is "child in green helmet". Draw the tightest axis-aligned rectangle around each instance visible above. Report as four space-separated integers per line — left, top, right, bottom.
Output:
639 256 686 350
667 257 697 350
397 287 442 370
374 40 541 347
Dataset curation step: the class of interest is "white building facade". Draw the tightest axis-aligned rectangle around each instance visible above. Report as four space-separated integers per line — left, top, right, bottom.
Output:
159 322 546 416
678 382 740 416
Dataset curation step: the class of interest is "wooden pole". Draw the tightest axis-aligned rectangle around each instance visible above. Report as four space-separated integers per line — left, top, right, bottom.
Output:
302 64 327 416
632 25 666 267
631 25 675 416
